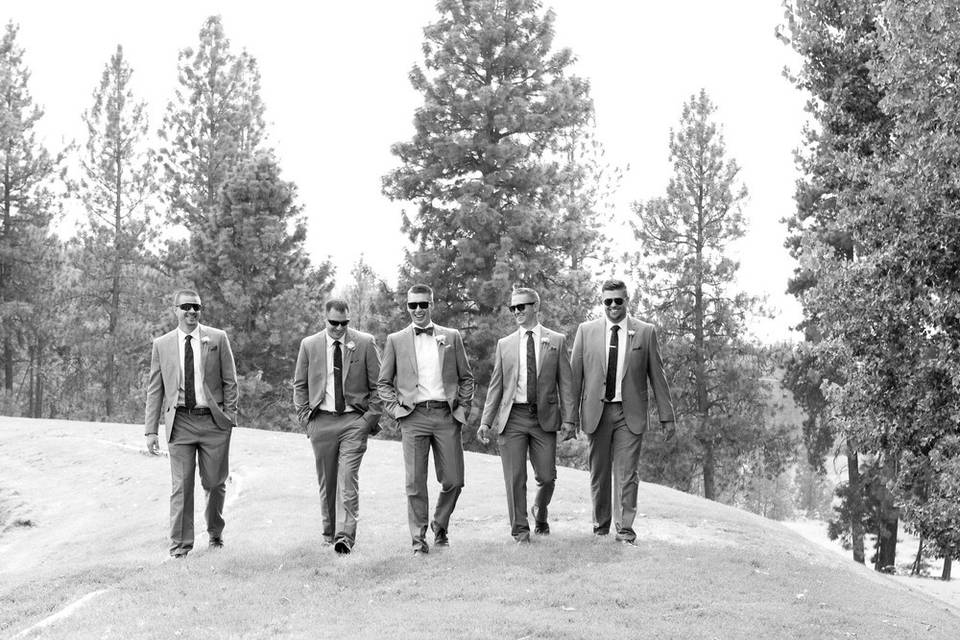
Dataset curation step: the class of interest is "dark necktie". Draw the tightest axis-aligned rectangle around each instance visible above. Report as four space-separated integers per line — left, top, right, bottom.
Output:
526 330 537 404
333 340 345 414
415 326 433 336
604 325 619 401
184 335 196 409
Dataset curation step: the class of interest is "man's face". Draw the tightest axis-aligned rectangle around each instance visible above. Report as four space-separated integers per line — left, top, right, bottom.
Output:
325 308 350 341
175 292 202 333
602 288 628 323
406 292 432 327
509 292 539 330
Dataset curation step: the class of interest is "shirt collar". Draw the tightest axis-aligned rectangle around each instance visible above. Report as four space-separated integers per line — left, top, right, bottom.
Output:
605 317 627 334
518 324 542 339
177 326 201 342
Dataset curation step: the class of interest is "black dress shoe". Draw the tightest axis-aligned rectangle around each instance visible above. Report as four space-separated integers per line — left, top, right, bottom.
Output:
334 540 352 555
209 537 224 549
615 532 637 545
515 532 531 544
531 507 549 534
593 528 609 536
322 535 334 546
413 541 430 555
430 521 449 547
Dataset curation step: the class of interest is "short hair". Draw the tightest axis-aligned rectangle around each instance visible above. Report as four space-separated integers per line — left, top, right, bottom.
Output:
172 288 200 305
511 287 540 305
601 279 628 294
407 283 433 298
325 298 349 314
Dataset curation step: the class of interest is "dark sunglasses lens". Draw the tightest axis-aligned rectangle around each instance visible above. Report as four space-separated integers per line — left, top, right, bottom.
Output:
603 298 624 307
328 319 349 327
179 303 201 311
509 303 528 312
407 302 429 310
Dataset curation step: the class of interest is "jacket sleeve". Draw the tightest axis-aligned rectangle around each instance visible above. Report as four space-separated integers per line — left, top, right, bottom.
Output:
479 341 504 428
377 335 401 419
292 338 311 424
556 333 576 425
453 329 475 416
144 339 163 436
570 324 585 427
363 338 383 432
647 326 676 423
219 331 239 424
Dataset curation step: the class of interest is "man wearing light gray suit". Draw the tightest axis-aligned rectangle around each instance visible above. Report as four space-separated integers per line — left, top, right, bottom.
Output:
378 284 475 554
478 288 576 543
571 279 675 544
145 289 238 558
293 299 382 555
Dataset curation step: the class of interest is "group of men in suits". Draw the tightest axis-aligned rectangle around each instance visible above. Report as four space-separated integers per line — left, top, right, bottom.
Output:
144 279 675 558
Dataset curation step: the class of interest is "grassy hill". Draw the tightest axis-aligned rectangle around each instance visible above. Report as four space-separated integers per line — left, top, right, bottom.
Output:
1 416 957 639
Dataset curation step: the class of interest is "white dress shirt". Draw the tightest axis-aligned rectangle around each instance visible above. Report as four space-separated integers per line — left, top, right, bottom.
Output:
514 324 542 404
605 318 628 402
412 324 445 403
176 327 207 407
319 336 355 413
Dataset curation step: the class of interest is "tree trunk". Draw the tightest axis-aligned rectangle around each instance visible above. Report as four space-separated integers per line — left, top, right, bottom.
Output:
911 537 924 575
33 337 43 418
703 440 716 500
846 443 865 564
943 554 952 581
875 456 899 573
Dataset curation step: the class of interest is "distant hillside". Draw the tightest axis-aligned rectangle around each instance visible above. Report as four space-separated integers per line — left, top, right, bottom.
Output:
1 417 957 639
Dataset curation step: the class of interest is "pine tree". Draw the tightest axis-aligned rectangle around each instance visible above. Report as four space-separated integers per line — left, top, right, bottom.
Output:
383 0 595 396
0 22 62 412
72 44 165 418
158 15 266 294
630 90 783 501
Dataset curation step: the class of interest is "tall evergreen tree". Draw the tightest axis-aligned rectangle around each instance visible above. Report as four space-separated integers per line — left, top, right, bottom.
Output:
0 22 61 411
630 90 784 501
72 45 164 418
779 0 891 565
383 0 595 399
158 15 266 298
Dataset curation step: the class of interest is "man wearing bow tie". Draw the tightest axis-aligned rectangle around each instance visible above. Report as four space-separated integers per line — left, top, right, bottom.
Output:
145 289 238 558
571 279 676 544
378 284 475 554
293 299 382 554
477 288 576 543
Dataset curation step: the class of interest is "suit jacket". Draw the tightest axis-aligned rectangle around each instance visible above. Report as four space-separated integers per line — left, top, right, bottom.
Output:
291 328 383 433
571 316 675 435
377 324 475 424
480 326 575 433
145 324 239 441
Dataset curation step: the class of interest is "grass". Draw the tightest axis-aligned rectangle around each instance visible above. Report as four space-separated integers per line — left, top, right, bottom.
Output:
1 416 957 639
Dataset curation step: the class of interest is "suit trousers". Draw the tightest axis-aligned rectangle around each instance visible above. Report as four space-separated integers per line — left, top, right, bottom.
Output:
307 412 369 546
400 405 464 545
168 411 232 554
587 402 644 539
497 406 557 538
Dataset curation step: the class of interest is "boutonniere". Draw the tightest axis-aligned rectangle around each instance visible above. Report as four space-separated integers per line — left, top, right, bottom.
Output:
541 336 551 346
628 330 636 337
200 336 211 345
435 334 447 347
346 340 356 351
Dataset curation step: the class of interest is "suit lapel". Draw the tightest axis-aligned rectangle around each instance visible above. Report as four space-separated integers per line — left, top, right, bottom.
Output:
317 333 328 392
436 326 446 373
594 319 607 376
341 329 354 381
404 326 418 376
504 331 520 390
198 325 208 373
162 331 179 391
537 329 550 371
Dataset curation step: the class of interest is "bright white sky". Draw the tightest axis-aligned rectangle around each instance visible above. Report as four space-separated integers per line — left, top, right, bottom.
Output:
11 0 808 341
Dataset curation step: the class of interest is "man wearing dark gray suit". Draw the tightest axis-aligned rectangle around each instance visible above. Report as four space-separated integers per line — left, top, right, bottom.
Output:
571 279 675 543
293 299 382 555
378 284 474 555
478 288 576 543
145 289 238 558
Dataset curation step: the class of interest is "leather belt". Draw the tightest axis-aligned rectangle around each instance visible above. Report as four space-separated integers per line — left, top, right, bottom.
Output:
176 406 212 415
415 400 449 410
317 409 355 416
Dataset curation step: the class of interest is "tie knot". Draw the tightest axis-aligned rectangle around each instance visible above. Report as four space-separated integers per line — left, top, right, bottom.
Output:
334 340 341 346
611 325 620 333
415 326 433 336
185 335 192 343
526 330 534 337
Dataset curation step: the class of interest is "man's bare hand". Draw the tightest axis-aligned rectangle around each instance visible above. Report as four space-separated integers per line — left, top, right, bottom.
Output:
560 422 578 442
145 434 160 455
477 424 493 445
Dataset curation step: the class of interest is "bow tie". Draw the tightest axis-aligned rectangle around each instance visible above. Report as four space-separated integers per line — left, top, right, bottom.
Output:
415 326 434 336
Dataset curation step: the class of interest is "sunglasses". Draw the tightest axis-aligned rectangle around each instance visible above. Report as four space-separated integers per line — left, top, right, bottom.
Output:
178 303 202 312
602 298 625 307
508 302 534 313
327 319 349 327
407 301 430 310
